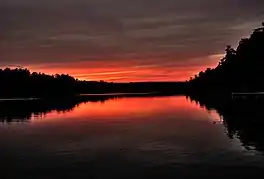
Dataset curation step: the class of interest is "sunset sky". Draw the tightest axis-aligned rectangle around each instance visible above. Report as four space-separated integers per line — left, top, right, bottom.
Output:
1 0 264 82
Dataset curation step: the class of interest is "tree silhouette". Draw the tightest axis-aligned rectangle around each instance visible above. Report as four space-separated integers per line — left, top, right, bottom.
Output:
0 68 185 98
188 22 264 95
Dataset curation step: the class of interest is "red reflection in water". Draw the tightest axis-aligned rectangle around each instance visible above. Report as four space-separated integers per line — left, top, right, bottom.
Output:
32 96 220 124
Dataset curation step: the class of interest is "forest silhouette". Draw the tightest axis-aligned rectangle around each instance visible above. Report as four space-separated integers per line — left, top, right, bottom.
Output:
0 68 185 98
187 22 264 96
186 23 264 153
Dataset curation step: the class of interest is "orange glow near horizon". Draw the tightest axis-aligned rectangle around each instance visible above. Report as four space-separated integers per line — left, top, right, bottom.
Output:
18 54 223 82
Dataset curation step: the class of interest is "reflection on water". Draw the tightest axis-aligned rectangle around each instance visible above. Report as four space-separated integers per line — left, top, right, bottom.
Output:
1 95 264 179
0 96 115 122
0 99 76 122
188 95 264 154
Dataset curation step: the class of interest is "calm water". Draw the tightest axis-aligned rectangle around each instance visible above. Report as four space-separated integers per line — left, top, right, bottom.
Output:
1 96 264 179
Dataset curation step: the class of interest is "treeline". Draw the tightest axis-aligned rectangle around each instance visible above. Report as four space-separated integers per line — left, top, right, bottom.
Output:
0 68 185 98
0 68 76 97
187 22 264 95
186 22 264 153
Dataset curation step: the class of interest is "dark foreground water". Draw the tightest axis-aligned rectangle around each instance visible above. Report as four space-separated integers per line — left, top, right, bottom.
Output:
1 96 264 179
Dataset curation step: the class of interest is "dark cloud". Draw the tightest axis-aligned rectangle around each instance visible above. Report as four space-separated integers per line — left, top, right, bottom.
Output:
0 0 264 80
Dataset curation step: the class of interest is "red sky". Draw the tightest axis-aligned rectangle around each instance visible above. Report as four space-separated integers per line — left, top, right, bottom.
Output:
23 54 222 82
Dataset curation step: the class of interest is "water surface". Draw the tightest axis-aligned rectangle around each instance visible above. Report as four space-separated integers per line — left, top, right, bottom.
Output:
1 96 264 179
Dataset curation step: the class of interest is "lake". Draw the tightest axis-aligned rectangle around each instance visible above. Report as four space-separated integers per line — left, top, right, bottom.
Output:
1 95 264 179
